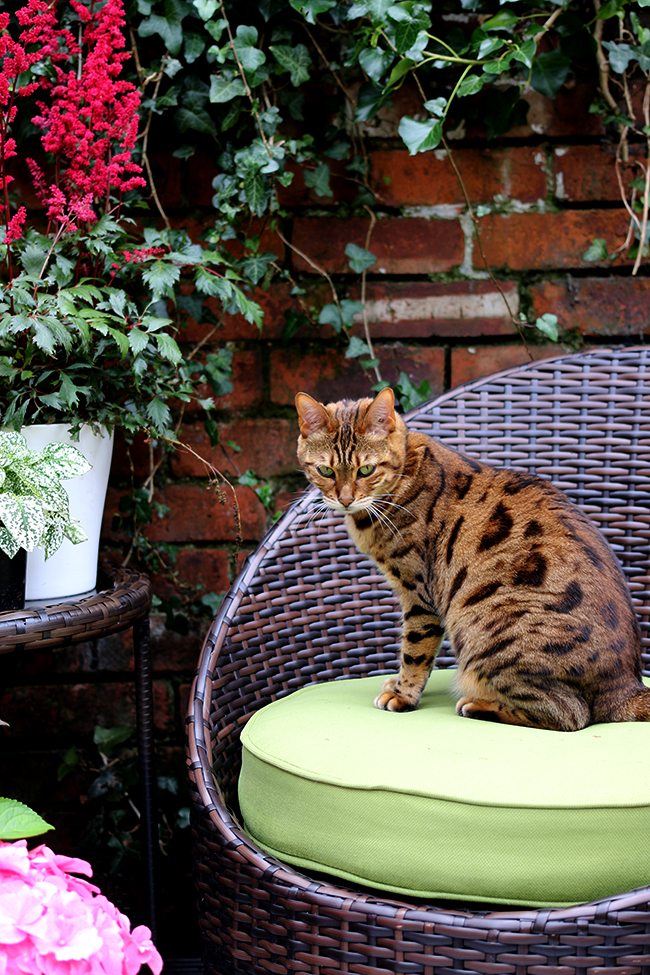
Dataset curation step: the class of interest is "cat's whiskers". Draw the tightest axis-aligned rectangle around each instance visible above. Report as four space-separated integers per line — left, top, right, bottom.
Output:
361 499 403 539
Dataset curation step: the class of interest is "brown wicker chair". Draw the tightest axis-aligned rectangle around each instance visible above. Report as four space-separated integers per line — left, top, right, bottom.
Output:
186 345 650 975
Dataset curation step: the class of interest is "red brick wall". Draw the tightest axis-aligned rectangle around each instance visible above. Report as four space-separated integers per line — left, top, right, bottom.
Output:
2 85 649 953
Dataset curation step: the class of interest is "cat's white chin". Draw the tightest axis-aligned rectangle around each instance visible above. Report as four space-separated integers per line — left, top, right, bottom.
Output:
324 500 369 515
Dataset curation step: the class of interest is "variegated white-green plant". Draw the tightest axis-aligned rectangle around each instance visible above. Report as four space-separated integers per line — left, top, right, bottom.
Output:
0 431 92 561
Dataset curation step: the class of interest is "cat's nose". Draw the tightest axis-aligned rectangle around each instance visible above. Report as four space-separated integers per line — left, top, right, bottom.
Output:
338 488 354 506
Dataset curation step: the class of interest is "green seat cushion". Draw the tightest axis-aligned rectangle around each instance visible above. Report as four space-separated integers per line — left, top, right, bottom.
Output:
239 670 650 908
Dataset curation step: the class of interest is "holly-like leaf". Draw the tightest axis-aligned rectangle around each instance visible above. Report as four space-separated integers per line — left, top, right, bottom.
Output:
155 332 183 365
174 106 217 135
141 260 181 298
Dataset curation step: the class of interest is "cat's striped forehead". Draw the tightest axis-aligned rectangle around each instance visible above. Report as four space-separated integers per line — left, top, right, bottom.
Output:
322 398 376 462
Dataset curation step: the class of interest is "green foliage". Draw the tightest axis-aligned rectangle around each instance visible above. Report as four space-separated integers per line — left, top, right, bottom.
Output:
0 431 91 559
0 798 53 840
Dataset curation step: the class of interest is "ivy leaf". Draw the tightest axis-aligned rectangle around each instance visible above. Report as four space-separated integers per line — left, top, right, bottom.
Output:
387 57 414 86
512 38 536 69
184 33 206 64
193 0 218 18
354 80 392 122
243 170 268 215
234 25 266 74
602 41 637 74
288 0 337 25
269 44 311 85
535 313 559 342
530 50 571 99
303 163 332 197
398 115 443 154
457 73 485 97
583 237 609 261
209 72 247 103
482 10 519 30
318 300 362 332
345 243 376 272
241 252 277 284
359 47 393 83
174 106 217 135
346 335 372 359
138 12 184 56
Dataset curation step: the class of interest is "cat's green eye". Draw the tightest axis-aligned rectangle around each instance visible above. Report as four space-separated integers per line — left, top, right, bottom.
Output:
317 465 335 478
358 464 376 477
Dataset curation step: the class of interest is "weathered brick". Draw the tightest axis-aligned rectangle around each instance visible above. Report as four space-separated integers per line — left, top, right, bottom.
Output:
185 148 219 207
178 279 296 344
292 217 463 274
276 159 357 206
0 680 174 738
182 350 263 412
270 344 445 405
507 82 603 139
109 430 157 479
531 277 650 337
451 343 563 388
348 280 519 338
103 483 267 543
370 147 547 208
148 150 183 209
147 547 231 603
171 418 298 478
477 209 630 271
149 614 209 671
553 145 644 202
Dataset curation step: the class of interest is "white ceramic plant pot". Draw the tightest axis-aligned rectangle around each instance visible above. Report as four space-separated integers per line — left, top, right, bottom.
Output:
23 423 114 602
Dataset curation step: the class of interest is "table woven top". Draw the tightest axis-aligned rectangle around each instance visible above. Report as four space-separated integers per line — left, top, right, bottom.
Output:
0 563 151 653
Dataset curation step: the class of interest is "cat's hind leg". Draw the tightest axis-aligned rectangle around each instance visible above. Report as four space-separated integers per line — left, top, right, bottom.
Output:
455 680 591 731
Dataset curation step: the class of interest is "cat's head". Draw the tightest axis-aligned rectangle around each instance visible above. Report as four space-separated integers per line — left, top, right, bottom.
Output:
295 387 407 514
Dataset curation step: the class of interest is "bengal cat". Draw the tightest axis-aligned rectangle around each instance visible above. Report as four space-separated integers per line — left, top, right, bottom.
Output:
295 386 650 731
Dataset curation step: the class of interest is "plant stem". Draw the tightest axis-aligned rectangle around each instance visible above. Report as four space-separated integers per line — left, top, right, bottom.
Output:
361 205 381 385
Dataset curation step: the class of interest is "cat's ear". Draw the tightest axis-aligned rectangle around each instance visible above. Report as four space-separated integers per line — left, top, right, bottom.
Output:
295 392 331 437
362 387 396 435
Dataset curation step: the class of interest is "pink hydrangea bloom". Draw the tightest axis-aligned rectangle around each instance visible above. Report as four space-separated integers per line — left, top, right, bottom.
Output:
0 841 163 975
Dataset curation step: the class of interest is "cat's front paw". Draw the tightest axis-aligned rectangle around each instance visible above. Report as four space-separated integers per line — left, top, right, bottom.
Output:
374 677 418 712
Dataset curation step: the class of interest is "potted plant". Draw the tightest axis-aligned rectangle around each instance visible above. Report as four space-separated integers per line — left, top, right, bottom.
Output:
0 0 261 598
0 430 91 610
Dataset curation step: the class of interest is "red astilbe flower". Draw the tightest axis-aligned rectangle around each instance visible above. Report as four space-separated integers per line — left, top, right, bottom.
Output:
3 205 26 243
32 0 146 225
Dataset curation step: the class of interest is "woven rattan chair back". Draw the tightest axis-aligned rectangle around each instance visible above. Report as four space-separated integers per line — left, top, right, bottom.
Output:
187 346 650 975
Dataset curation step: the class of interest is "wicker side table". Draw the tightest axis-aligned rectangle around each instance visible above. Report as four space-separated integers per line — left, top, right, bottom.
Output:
0 562 157 938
